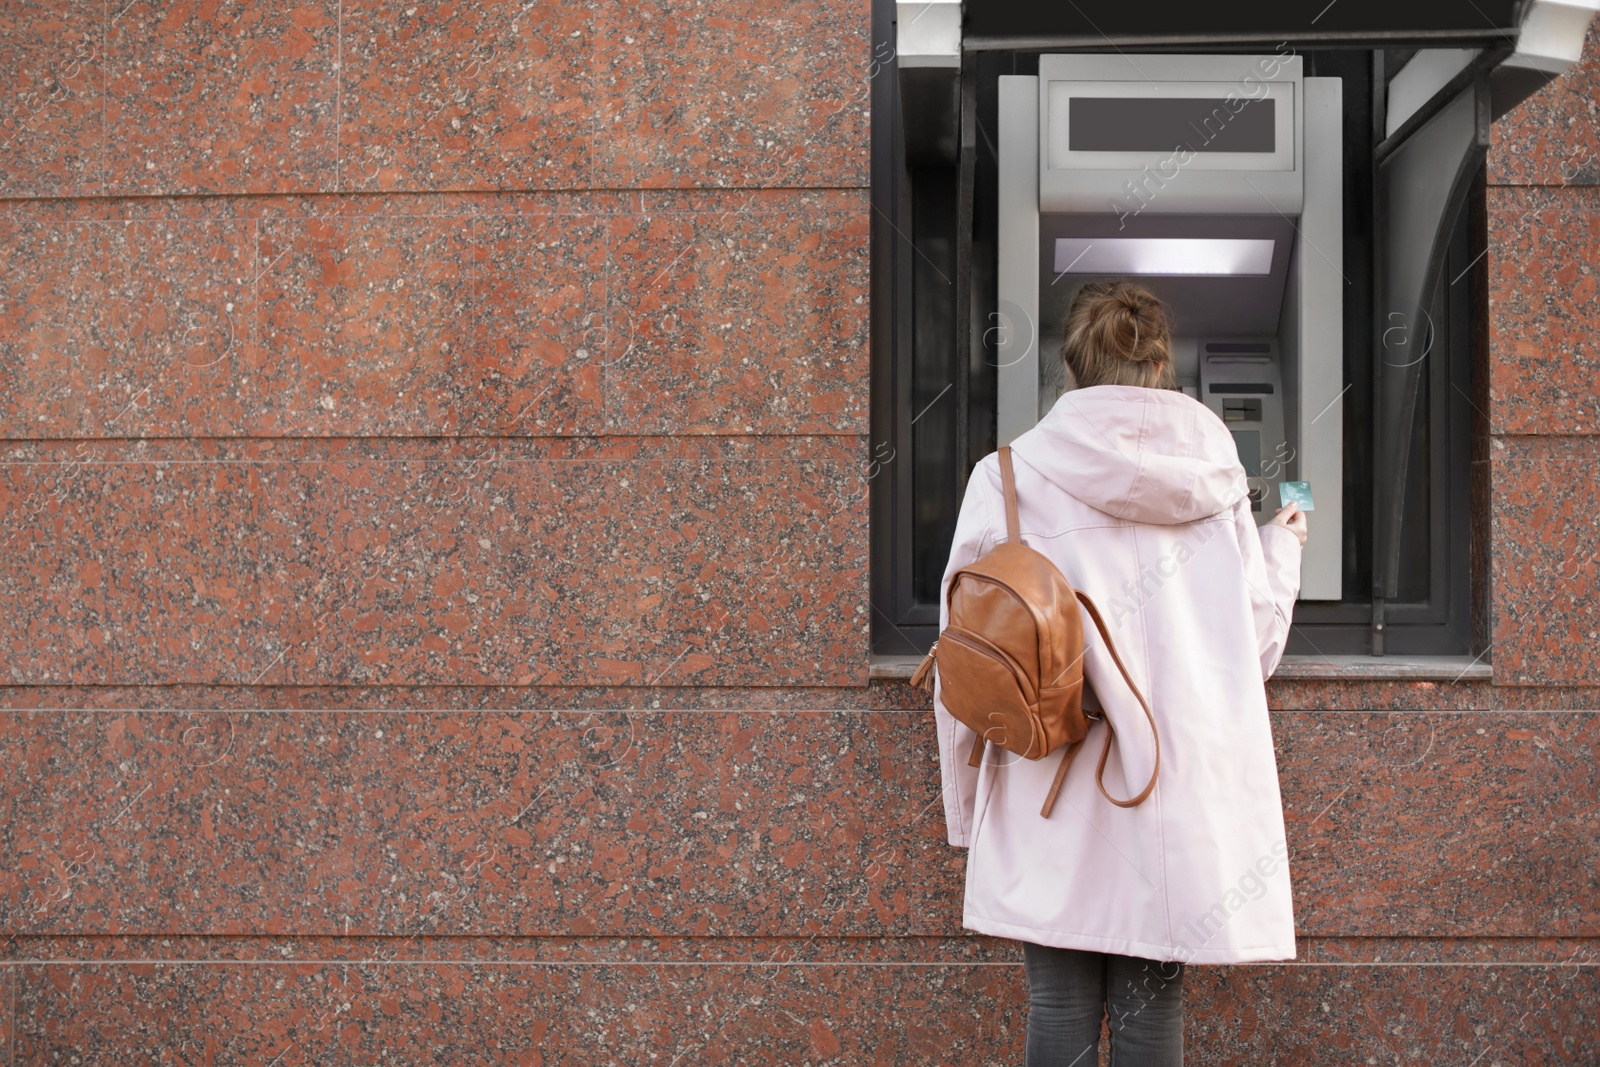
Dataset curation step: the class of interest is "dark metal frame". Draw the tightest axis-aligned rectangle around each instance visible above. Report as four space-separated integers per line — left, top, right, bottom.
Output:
961 0 1523 47
870 2 1495 658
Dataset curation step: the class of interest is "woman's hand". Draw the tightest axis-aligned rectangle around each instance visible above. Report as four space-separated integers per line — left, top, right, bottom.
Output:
1267 502 1308 546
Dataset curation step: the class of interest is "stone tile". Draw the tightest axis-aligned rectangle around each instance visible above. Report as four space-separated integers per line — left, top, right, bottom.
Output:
1267 680 1600 711
0 455 289 686
0 218 122 437
1489 14 1600 187
1277 712 1600 936
1305 935 1599 964
3 932 1023 965
470 211 607 435
103 0 340 195
338 0 593 192
1477 686 1600 710
1488 186 1600 434
1 711 956 938
0 193 866 438
0 683 883 712
11 956 1600 1063
252 211 477 435
592 0 871 188
0 0 104 198
1188 963 1599 1064
871 679 937 711
603 191 870 433
12 959 1025 1064
0 447 869 686
874 676 1600 714
3 710 1594 939
0 963 10 1066
1265 680 1492 711
1490 436 1600 685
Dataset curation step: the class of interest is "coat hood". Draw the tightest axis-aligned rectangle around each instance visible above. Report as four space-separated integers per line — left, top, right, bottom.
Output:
1007 384 1249 525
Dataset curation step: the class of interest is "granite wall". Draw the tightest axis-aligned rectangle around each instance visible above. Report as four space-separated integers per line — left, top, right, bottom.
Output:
1 3 1596 1063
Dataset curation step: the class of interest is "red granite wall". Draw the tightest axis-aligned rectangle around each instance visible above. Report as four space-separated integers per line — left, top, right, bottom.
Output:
1487 23 1600 689
1 5 1597 1064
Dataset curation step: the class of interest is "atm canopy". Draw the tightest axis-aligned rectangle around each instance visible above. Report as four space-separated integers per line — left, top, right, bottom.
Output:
965 0 1522 46
894 0 1598 163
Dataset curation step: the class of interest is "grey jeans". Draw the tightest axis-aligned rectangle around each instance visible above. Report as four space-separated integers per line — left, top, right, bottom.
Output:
1022 942 1185 1067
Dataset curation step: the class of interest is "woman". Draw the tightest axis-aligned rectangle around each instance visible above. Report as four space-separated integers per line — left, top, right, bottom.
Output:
932 281 1308 1066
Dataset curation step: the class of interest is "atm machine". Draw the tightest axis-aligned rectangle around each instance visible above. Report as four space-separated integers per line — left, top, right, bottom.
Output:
994 54 1345 600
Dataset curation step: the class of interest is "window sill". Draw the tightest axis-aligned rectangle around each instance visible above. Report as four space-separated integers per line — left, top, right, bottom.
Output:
869 653 1491 682
1265 654 1490 681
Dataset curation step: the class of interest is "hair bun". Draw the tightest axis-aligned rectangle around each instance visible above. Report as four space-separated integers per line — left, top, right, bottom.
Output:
1059 281 1175 389
1089 286 1166 363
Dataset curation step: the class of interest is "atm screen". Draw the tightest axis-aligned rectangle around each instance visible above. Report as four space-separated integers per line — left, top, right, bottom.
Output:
1231 430 1262 477
1069 97 1276 153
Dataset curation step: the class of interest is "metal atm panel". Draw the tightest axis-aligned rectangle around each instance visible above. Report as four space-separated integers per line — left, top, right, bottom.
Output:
1200 343 1287 518
997 55 1343 600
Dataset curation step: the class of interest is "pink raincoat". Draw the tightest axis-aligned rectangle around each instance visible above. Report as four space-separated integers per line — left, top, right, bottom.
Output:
933 384 1302 964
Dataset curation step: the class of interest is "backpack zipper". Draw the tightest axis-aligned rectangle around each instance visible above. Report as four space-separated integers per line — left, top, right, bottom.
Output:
940 628 1039 706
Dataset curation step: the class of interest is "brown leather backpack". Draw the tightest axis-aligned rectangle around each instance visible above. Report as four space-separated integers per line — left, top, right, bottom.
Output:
910 445 1160 817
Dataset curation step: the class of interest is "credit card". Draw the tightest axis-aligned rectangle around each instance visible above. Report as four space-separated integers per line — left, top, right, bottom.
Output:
1278 481 1314 511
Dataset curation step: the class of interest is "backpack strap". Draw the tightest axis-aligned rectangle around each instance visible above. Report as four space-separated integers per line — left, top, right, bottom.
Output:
997 445 1022 545
958 446 1024 771
1040 737 1085 817
1076 590 1161 809
1039 592 1163 816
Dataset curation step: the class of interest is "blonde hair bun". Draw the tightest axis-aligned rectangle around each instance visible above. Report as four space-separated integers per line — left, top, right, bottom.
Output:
1060 281 1175 389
